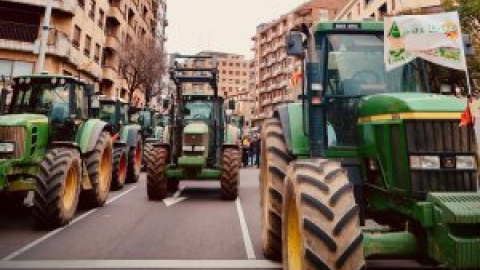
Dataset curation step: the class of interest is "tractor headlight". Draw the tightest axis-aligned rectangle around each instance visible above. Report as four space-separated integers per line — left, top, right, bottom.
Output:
456 156 476 169
410 156 440 169
0 142 15 153
194 146 205 152
182 145 193 152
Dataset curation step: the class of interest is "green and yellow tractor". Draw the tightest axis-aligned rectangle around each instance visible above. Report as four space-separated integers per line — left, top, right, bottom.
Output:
94 97 143 190
0 74 113 228
145 54 241 200
260 21 480 269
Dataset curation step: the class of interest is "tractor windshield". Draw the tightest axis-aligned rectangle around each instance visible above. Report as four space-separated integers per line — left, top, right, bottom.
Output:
9 83 70 119
185 100 213 120
99 103 115 123
323 33 426 96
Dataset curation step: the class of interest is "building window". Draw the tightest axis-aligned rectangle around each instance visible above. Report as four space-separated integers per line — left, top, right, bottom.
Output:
0 59 34 78
84 35 92 57
73 25 81 49
78 0 85 9
89 0 96 19
357 3 361 15
94 44 101 63
98 9 104 28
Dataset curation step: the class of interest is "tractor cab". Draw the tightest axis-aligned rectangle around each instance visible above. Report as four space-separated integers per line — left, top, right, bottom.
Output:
4 74 95 141
96 97 129 133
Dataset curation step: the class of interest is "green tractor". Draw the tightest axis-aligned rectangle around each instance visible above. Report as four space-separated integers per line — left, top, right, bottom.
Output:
260 21 480 269
94 97 143 190
0 74 113 228
145 54 241 200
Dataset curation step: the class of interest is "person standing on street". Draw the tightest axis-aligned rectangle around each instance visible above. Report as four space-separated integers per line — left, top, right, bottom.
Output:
255 135 261 168
242 136 250 167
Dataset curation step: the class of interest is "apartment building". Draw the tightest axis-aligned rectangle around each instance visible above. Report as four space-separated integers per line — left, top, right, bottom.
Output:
0 0 166 105
251 0 349 127
335 0 442 20
180 51 250 99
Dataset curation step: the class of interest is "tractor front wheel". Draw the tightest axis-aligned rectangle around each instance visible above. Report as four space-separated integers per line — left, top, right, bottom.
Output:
260 118 292 260
220 147 240 200
82 132 113 208
32 148 81 228
127 135 143 183
282 160 364 270
146 143 168 200
111 146 127 191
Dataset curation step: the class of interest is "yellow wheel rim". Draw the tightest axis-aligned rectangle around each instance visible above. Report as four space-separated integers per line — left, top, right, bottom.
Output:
287 194 303 270
62 162 78 211
99 146 112 193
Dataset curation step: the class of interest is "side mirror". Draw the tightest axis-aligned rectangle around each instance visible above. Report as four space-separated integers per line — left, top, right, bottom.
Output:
286 32 304 57
85 84 95 96
463 34 475 57
228 99 235 110
162 99 170 109
0 88 7 113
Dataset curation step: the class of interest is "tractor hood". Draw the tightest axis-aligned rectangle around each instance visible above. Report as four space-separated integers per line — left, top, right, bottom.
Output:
358 93 465 118
184 122 209 134
0 114 48 126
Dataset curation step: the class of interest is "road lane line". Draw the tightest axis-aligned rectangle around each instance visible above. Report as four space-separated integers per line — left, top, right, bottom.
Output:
235 198 256 260
163 186 187 207
0 259 282 269
1 186 137 261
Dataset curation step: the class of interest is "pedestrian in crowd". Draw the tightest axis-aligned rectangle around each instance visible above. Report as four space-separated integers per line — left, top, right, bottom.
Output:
242 136 250 167
251 134 261 168
255 134 262 168
249 136 256 166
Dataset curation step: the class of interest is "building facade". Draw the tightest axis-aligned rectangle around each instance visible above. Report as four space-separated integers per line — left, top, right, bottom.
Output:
0 0 166 105
180 51 250 99
251 0 349 127
335 0 442 20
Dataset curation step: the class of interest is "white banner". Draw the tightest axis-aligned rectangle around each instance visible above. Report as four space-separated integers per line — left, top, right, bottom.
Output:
384 12 467 71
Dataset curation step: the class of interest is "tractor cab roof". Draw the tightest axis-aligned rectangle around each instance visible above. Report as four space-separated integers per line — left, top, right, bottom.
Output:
315 20 383 33
182 93 223 101
13 74 86 85
98 95 128 104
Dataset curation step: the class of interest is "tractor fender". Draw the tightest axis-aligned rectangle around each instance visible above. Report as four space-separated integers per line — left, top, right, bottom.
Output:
222 143 240 151
77 119 112 154
120 125 142 147
272 103 309 156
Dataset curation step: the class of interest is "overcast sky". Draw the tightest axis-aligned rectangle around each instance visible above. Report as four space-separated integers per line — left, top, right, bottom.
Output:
165 0 309 59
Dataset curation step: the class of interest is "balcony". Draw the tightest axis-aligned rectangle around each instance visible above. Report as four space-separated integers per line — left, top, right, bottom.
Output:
46 31 72 59
105 33 120 51
107 6 123 24
2 0 77 16
101 66 118 83
0 20 38 52
272 96 284 104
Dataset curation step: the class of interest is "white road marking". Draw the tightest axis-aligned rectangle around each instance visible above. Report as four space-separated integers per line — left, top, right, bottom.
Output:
236 198 256 260
163 186 187 207
1 186 137 261
0 259 281 269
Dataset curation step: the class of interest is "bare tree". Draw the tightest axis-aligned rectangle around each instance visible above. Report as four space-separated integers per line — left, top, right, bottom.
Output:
118 39 165 105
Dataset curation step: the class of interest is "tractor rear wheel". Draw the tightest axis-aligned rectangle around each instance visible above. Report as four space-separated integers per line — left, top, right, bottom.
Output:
32 148 81 228
260 118 292 260
82 132 113 208
111 146 127 191
220 147 240 200
282 160 364 270
146 143 168 200
127 135 143 183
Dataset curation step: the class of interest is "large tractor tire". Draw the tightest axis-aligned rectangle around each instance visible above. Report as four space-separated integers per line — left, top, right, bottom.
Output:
260 118 293 260
220 147 240 200
82 132 113 208
110 146 127 191
145 143 168 200
32 148 81 228
126 135 143 183
282 160 364 270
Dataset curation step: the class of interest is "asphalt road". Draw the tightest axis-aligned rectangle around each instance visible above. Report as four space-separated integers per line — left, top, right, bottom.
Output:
0 168 443 270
